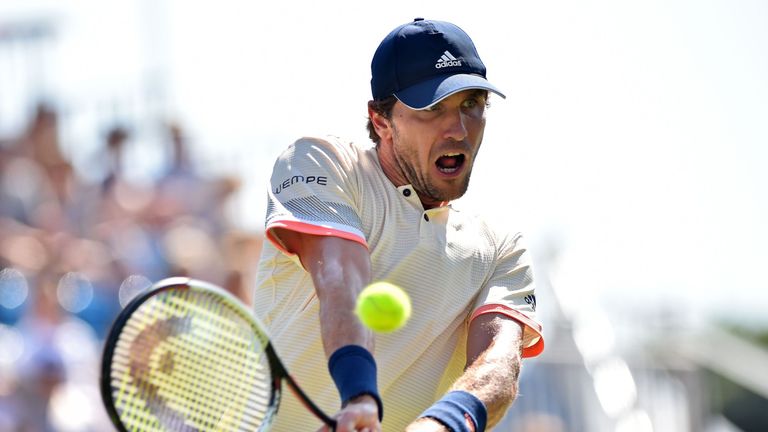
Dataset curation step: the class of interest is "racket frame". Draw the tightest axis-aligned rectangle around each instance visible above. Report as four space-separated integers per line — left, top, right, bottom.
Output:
100 277 337 431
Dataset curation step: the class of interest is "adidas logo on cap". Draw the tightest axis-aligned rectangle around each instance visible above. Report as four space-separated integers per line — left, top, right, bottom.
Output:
435 50 462 69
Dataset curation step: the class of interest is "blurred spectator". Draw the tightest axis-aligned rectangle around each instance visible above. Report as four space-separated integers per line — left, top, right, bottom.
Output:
0 103 263 431
101 125 130 193
153 121 239 234
18 104 66 168
12 271 67 432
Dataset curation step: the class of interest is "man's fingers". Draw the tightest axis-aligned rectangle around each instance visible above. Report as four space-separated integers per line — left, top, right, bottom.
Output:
335 412 380 432
323 397 381 432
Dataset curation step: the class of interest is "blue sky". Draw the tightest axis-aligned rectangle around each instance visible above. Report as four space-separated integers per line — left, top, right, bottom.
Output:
2 0 767 325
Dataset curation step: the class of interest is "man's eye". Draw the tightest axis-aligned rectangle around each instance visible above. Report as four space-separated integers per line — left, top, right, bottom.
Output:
426 103 442 112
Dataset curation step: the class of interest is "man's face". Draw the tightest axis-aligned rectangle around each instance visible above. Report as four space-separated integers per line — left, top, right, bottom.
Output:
387 90 488 207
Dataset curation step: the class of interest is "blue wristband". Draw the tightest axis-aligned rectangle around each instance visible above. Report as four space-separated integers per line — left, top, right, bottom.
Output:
420 390 487 432
327 345 383 421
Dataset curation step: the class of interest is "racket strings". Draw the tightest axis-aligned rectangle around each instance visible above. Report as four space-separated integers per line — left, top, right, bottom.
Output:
108 289 274 431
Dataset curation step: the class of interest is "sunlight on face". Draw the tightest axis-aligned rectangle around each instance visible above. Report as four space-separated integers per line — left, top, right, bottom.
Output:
389 90 488 207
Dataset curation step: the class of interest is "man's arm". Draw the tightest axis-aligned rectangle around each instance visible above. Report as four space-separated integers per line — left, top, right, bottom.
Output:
461 314 523 426
271 228 381 431
274 227 373 354
408 313 524 431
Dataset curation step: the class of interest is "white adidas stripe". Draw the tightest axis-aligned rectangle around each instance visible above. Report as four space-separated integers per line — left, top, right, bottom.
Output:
435 50 462 68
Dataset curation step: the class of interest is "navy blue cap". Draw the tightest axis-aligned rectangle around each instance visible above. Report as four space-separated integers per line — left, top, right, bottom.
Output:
371 18 505 110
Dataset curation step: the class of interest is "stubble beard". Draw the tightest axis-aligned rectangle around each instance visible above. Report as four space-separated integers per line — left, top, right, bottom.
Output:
392 128 473 203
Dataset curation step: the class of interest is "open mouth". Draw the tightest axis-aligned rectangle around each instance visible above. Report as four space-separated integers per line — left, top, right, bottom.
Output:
435 153 466 174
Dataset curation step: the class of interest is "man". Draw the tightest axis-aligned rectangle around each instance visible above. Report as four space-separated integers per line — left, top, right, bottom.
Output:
253 18 544 431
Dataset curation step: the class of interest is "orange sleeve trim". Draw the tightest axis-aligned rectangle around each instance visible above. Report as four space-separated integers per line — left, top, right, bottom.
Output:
470 304 545 358
265 220 368 256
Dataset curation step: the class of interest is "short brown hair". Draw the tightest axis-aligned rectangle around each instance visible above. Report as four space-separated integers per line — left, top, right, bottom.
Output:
366 96 398 146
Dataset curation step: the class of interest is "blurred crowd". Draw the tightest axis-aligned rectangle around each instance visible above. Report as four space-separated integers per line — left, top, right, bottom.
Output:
0 104 263 431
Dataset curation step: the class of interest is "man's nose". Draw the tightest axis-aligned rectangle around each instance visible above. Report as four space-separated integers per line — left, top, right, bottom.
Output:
442 109 468 142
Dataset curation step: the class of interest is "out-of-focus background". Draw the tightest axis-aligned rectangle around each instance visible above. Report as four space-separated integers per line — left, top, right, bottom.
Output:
1 1 766 431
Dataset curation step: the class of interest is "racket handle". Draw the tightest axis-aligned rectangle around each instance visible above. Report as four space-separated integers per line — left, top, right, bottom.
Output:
284 373 338 429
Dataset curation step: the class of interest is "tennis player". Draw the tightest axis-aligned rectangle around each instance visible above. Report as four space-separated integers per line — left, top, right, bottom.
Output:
253 18 544 431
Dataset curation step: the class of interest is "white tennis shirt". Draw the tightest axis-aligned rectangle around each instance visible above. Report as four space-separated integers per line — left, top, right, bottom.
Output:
254 136 543 431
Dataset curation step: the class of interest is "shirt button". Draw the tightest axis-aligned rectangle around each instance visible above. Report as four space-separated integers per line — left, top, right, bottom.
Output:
424 214 429 222
403 188 411 197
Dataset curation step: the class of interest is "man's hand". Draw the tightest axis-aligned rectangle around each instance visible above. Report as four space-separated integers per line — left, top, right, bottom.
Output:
405 417 449 431
316 395 381 432
406 414 477 431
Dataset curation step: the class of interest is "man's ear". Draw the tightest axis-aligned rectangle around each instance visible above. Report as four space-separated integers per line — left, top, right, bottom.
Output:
368 102 393 144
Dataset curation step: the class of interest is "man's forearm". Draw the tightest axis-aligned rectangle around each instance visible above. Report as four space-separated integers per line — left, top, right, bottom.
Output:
307 239 373 356
453 347 521 426
454 316 523 427
316 272 373 355
274 228 374 356
408 317 523 431
280 231 382 428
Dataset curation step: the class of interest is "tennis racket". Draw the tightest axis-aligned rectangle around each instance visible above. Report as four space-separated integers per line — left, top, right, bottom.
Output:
100 277 337 431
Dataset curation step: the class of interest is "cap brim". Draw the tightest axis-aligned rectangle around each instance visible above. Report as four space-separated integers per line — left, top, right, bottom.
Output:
394 74 506 110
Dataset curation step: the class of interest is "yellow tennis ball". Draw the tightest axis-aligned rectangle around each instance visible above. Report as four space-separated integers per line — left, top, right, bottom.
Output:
355 282 411 333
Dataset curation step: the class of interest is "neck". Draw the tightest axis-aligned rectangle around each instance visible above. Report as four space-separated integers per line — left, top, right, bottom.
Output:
376 144 407 187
